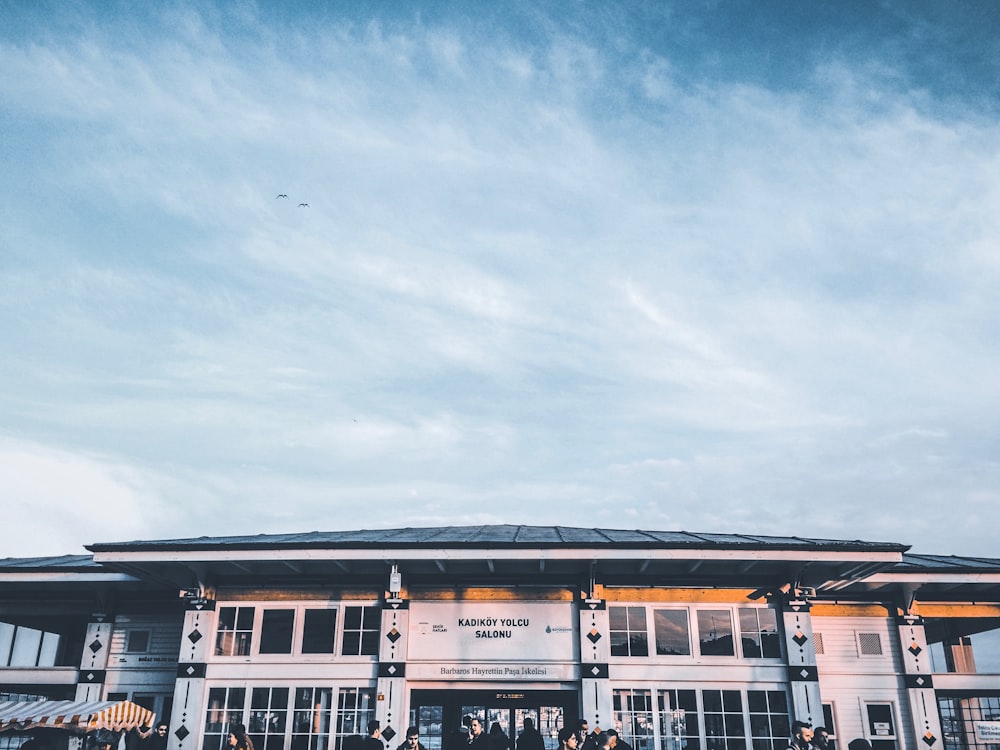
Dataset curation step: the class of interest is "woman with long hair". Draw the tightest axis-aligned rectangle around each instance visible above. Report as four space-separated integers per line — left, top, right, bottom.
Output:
229 723 254 750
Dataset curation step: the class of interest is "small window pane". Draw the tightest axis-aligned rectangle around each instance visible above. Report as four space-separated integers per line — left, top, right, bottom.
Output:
303 610 338 654
697 610 735 656
260 610 295 654
654 610 691 656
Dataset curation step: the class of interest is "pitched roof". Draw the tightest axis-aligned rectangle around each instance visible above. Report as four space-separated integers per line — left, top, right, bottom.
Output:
87 524 908 552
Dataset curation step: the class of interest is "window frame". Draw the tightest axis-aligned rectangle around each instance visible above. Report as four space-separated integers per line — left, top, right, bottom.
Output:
609 605 650 658
211 602 377 660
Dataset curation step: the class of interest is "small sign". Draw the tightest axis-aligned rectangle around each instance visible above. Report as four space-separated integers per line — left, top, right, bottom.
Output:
975 722 1000 742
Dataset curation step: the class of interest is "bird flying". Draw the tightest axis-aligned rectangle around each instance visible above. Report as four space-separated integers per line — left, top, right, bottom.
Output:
276 194 288 198
298 203 309 208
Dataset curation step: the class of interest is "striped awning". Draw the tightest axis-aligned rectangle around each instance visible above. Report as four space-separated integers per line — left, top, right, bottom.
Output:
0 700 156 733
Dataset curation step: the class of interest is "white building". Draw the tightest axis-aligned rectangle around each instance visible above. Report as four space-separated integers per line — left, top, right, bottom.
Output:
1 526 999 750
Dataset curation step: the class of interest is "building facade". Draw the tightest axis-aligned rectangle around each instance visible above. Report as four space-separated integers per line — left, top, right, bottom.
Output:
1 527 998 750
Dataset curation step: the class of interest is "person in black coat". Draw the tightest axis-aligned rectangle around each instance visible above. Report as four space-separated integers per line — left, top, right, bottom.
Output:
515 719 545 750
362 721 385 750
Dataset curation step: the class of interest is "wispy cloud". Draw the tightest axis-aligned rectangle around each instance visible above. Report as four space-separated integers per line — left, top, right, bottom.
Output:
1 3 999 556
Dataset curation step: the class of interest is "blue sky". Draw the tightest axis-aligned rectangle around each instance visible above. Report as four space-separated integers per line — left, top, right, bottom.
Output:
2 1 999 558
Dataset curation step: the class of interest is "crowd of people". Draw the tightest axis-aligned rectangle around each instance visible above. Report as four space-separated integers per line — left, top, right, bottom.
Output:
205 715 877 750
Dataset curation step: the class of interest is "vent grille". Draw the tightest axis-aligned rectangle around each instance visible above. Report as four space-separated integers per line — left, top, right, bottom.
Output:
858 632 883 656
813 632 825 655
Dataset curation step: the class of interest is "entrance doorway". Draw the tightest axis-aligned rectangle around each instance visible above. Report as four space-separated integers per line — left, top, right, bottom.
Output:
410 689 578 750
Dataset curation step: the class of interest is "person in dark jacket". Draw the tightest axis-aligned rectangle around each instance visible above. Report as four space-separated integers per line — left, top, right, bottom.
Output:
466 718 488 750
515 718 545 750
488 724 510 750
362 721 384 750
396 727 426 750
146 722 170 750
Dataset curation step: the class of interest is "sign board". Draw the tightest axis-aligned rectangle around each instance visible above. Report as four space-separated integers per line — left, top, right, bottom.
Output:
405 662 578 681
407 602 576 662
975 722 1000 742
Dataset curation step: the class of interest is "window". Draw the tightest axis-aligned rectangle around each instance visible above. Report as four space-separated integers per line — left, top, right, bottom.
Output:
249 687 289 750
342 607 381 656
747 690 789 750
0 623 61 667
292 688 333 750
863 703 897 750
260 610 295 654
302 610 338 654
204 687 247 750
820 704 838 750
216 607 255 656
613 689 655 750
939 695 1000 750
658 690 698 750
610 606 649 657
335 688 375 750
654 610 691 656
697 610 735 656
738 609 780 659
126 630 151 654
703 690 744 750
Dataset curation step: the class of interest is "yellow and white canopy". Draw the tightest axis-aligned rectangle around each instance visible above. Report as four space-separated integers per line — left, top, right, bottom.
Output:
0 700 155 733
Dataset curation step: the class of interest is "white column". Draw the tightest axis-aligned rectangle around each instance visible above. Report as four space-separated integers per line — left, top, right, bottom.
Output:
378 600 410 749
76 619 114 701
780 598 823 728
579 599 612 731
896 614 944 750
168 601 215 750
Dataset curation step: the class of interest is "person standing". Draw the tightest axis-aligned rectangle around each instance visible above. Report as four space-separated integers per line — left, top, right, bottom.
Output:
605 730 631 750
488 724 510 750
812 727 830 750
516 718 545 750
466 718 488 750
228 724 254 750
362 721 384 750
146 722 169 750
786 721 813 750
396 727 426 750
557 728 578 750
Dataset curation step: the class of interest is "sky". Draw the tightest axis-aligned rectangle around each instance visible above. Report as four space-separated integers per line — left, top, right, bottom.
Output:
1 1 999 559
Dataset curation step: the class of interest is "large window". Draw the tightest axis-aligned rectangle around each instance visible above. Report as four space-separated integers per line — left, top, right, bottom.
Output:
926 617 1000 673
342 607 381 656
939 695 1000 750
658 690 698 750
260 610 295 654
204 686 375 750
302 610 338 654
335 688 376 750
613 689 655 750
738 609 781 659
653 611 690 656
703 690 743 750
216 607 255 656
0 623 61 667
697 610 735 657
747 690 789 750
292 688 333 750
610 607 649 657
205 687 248 750
249 687 289 750
213 604 376 658
607 605 783 661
